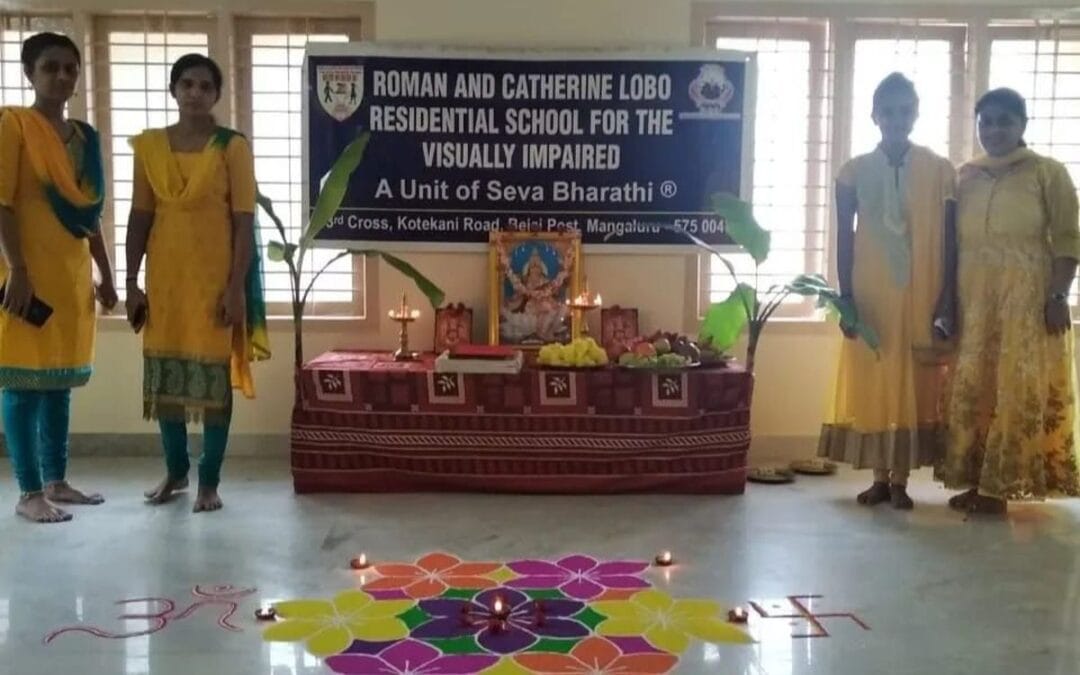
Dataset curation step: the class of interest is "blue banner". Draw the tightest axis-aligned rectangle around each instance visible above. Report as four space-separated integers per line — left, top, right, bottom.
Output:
305 46 753 249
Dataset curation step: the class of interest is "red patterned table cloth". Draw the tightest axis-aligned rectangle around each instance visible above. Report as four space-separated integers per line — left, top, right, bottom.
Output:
292 351 753 494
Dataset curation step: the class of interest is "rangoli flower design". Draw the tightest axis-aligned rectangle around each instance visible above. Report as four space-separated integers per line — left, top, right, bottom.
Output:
325 638 498 674
363 552 503 599
413 588 589 654
507 555 650 600
258 553 757 674
592 589 752 654
515 636 678 674
262 590 411 657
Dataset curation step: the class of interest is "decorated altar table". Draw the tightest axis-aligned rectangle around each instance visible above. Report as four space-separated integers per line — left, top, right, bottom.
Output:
291 351 752 494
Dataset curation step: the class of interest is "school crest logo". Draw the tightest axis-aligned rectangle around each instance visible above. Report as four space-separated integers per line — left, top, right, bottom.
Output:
316 65 364 122
688 64 735 116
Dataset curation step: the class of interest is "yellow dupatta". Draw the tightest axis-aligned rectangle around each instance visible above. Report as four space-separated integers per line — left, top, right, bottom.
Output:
132 127 270 399
0 106 104 237
966 147 1038 172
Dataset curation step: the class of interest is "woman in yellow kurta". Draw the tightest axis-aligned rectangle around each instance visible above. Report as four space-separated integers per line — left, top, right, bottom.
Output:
818 73 956 509
936 88 1080 514
0 33 117 523
124 54 269 514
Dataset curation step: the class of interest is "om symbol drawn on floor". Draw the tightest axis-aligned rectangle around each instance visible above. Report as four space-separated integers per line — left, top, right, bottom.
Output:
43 584 256 644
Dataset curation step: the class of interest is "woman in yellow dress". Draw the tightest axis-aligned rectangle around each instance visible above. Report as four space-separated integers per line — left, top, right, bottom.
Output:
124 54 269 513
818 73 956 509
936 88 1080 514
0 33 117 523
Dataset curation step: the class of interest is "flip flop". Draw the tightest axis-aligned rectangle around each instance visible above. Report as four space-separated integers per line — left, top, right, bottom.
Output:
790 458 837 476
747 465 796 484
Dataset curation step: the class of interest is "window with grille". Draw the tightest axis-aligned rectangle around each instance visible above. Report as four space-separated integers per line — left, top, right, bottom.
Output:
1 13 73 106
234 17 365 316
705 19 831 314
989 21 1080 190
91 15 214 292
849 21 967 163
989 20 1080 303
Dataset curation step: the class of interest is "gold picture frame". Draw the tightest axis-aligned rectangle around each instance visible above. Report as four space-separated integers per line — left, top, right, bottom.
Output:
488 230 582 347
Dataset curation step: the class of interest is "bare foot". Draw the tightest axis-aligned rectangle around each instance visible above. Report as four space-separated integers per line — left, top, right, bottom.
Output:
145 476 189 504
193 487 223 513
890 484 914 510
948 489 978 511
45 481 105 505
16 493 72 523
856 481 891 506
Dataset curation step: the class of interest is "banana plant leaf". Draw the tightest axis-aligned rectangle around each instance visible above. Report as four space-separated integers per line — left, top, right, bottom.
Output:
370 251 446 308
267 241 298 263
711 193 770 265
302 132 370 247
700 283 755 352
787 274 880 351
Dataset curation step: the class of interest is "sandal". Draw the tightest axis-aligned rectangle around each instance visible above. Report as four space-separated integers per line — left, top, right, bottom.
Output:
856 481 891 506
948 489 978 511
791 458 837 476
747 466 796 484
967 495 1007 515
890 484 914 510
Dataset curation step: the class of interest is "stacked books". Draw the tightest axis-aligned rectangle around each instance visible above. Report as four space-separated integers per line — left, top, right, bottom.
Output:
434 344 523 374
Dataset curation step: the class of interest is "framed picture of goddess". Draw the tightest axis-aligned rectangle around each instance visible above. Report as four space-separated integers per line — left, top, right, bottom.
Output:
488 231 581 347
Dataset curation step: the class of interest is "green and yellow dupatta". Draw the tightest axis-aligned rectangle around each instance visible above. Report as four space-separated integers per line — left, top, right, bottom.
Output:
131 127 270 398
0 106 104 238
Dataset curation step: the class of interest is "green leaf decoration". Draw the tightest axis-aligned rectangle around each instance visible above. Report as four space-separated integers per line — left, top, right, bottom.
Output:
523 589 566 601
530 638 580 654
398 604 430 630
711 193 771 264
441 588 478 600
373 251 446 308
303 131 370 246
572 606 607 631
699 283 755 352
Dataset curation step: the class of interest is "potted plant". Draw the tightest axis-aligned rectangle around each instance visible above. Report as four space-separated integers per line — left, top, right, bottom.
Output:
257 132 446 392
686 194 878 374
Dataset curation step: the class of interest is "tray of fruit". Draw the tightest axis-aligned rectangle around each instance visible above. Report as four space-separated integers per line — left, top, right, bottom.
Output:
611 334 702 370
537 337 609 369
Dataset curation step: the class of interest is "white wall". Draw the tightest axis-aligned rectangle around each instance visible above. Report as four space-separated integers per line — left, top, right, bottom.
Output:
21 0 1077 459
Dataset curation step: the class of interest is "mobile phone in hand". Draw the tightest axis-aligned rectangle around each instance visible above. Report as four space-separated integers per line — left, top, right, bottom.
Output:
932 317 951 340
0 286 53 328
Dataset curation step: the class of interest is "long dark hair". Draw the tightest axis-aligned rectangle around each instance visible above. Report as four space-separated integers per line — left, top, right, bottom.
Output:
976 87 1028 147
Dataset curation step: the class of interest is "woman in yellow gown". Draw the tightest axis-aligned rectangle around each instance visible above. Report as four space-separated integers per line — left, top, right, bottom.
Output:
818 73 956 509
124 54 269 513
0 33 117 523
936 88 1080 514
